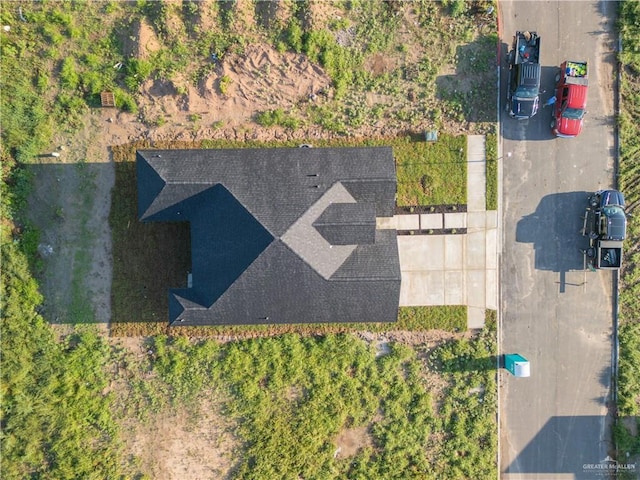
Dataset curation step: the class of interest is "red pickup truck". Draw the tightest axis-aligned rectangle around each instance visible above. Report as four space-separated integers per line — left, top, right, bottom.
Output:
551 60 588 138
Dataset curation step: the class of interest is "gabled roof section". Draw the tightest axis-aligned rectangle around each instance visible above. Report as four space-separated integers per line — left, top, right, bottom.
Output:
313 202 376 246
280 182 358 280
136 146 400 326
136 153 167 220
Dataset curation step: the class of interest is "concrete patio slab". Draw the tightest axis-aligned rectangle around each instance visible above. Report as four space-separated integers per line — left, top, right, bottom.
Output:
486 210 498 229
420 213 443 229
399 271 448 306
466 269 486 308
486 228 497 269
444 212 467 229
467 306 486 329
467 211 487 230
444 271 465 304
395 215 419 231
467 135 486 212
444 235 465 270
486 269 498 310
466 230 486 270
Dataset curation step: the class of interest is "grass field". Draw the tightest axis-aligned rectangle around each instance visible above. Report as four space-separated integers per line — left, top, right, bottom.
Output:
614 0 640 467
114 319 497 479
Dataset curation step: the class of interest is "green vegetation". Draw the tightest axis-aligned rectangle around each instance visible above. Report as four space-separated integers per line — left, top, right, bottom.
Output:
394 135 467 206
1 1 498 477
256 108 300 129
425 315 497 477
116 320 497 479
0 1 497 158
398 306 467 332
485 132 498 211
615 0 640 466
0 161 137 477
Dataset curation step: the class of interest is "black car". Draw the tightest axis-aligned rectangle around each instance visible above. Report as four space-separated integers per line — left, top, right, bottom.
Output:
508 63 541 119
590 189 627 241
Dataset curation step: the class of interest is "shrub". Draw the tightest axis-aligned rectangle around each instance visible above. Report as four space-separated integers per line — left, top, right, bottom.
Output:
124 58 153 91
114 89 138 113
219 75 233 95
60 57 80 90
255 108 299 129
286 19 304 53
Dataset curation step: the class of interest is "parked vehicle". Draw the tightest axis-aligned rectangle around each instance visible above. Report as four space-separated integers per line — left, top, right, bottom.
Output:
582 190 627 270
507 31 541 120
551 60 588 137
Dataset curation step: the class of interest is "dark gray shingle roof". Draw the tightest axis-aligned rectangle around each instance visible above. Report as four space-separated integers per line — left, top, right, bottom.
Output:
137 147 401 326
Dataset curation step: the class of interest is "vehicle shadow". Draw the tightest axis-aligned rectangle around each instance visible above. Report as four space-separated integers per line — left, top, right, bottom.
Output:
435 35 499 124
515 192 590 273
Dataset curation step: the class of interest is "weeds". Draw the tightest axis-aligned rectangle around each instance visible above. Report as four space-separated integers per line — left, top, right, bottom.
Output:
425 317 497 478
615 0 640 466
218 74 233 95
137 332 486 479
255 108 300 129
485 132 498 210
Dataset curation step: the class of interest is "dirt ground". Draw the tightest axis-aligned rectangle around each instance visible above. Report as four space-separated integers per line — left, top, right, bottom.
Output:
110 330 456 479
30 41 336 326
122 397 240 480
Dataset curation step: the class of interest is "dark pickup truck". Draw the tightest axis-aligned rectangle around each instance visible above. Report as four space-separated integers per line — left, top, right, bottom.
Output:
582 190 627 270
507 31 541 120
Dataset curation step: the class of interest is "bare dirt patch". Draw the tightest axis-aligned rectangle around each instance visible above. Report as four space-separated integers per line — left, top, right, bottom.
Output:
138 43 333 137
334 426 373 459
121 399 239 480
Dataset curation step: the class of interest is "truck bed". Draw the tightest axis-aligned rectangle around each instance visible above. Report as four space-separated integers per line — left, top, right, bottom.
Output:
597 241 622 269
513 31 540 64
563 60 588 86
582 206 623 270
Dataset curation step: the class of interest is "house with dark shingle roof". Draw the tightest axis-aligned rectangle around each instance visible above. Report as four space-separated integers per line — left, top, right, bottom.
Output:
137 147 401 326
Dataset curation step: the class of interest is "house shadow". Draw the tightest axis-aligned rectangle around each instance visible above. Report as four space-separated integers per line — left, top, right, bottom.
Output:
505 415 621 476
27 159 192 327
110 160 192 325
515 191 589 275
22 159 190 327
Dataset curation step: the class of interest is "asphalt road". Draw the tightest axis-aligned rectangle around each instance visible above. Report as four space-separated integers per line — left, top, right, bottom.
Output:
499 1 618 478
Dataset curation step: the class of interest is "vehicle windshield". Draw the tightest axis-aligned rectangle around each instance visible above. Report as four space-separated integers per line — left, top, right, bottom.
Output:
514 86 538 98
561 108 585 120
602 205 625 218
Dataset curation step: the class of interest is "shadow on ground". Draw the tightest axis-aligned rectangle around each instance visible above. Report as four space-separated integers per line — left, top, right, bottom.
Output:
505 415 628 476
516 191 590 274
110 160 191 327
435 35 498 125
